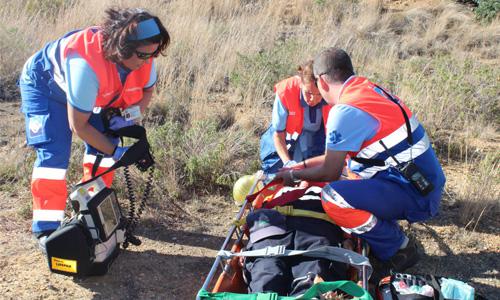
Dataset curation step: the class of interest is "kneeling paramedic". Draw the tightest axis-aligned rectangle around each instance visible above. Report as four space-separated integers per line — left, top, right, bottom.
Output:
18 8 170 250
259 60 331 174
276 48 446 272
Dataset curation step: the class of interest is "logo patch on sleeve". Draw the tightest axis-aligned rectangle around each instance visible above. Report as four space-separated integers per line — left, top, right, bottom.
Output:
28 116 44 137
328 130 343 145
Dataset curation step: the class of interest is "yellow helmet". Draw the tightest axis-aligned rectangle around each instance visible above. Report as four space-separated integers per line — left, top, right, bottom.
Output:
232 174 263 205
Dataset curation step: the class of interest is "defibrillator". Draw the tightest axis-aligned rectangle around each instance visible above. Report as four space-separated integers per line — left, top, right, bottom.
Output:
45 125 154 277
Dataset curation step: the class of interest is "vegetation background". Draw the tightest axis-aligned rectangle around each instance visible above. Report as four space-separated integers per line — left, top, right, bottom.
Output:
0 0 498 299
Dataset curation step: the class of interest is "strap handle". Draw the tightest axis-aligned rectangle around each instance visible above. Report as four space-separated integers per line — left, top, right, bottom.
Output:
197 281 372 300
218 245 372 279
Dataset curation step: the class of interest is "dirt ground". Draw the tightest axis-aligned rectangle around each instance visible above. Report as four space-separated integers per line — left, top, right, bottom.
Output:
0 100 498 299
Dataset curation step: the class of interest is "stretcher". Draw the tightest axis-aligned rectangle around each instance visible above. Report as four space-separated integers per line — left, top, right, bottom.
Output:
197 172 373 299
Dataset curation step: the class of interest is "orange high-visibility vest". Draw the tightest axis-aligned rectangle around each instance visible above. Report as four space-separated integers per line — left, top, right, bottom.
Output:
274 76 331 138
338 76 413 159
63 27 153 109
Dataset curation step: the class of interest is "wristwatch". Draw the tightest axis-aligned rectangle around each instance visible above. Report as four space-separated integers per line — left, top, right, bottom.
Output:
289 169 300 182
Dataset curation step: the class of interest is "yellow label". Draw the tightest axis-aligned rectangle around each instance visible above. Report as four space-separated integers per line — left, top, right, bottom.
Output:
51 257 77 273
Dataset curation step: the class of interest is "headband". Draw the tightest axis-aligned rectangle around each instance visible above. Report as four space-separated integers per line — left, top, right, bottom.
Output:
129 18 160 41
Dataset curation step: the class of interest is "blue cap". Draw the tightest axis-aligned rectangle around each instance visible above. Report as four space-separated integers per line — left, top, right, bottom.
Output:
129 18 160 41
246 209 286 243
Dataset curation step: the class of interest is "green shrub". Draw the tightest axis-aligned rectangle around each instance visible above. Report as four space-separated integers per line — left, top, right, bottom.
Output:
148 118 257 199
474 0 500 23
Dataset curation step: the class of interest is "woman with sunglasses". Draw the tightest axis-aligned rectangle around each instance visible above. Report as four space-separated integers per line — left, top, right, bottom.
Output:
19 8 170 249
260 60 332 174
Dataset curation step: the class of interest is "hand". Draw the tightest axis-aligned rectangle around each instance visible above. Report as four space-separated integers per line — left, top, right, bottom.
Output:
113 146 130 161
109 116 135 131
298 180 309 189
275 169 297 186
283 160 298 168
279 160 305 172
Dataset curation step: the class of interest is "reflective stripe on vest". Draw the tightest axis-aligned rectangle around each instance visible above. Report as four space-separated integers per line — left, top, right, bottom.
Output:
274 76 332 144
340 77 429 178
62 27 153 108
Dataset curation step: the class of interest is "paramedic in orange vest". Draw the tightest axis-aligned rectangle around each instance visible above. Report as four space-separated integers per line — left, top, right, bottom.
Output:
260 60 331 174
19 8 170 249
276 48 445 272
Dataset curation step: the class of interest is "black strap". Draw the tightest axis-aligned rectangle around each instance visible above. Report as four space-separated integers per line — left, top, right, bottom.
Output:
350 157 385 167
428 275 444 300
375 85 413 145
91 153 104 178
351 85 413 167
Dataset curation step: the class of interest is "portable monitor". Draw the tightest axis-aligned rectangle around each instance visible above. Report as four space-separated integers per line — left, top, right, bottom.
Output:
88 188 123 241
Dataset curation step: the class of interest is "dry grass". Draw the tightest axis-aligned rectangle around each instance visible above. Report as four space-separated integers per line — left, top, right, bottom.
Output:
0 0 498 228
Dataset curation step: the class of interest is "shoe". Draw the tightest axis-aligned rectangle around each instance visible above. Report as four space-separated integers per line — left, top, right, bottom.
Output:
369 256 390 285
37 235 48 254
386 236 420 272
33 231 54 254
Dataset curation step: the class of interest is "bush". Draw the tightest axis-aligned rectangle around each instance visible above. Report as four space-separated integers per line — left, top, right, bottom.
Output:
474 0 500 23
148 118 257 199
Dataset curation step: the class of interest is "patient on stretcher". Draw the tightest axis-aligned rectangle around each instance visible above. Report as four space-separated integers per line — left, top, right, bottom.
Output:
242 184 349 296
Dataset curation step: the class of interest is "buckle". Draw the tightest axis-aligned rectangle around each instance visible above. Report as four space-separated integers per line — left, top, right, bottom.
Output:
276 205 293 215
264 245 286 256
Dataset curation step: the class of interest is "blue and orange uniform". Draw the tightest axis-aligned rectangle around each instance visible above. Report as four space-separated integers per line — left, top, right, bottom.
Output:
320 76 445 260
19 26 157 236
260 76 331 173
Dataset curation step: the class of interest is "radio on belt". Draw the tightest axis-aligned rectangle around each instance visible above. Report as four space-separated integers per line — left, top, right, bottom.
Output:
123 105 141 122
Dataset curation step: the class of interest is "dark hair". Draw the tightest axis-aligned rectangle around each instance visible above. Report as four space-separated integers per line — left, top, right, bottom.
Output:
313 48 354 83
101 8 170 63
297 60 315 85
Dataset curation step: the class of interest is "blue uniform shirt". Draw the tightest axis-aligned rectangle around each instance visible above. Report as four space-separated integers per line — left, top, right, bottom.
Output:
272 91 326 162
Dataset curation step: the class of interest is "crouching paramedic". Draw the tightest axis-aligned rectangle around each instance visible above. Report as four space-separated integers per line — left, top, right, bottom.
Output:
19 8 170 249
260 60 331 174
276 48 445 271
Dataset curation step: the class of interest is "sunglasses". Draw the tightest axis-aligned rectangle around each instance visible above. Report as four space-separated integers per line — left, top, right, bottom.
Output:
135 48 160 60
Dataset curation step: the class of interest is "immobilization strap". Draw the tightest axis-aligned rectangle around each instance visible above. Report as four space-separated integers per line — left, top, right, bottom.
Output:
217 245 372 279
197 281 372 300
274 206 336 225
231 206 335 227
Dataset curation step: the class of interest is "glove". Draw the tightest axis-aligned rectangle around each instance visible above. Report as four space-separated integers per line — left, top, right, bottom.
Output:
109 116 135 131
113 146 130 161
283 160 298 168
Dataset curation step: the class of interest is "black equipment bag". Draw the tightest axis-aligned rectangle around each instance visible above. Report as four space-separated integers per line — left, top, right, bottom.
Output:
45 217 121 277
45 218 94 277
